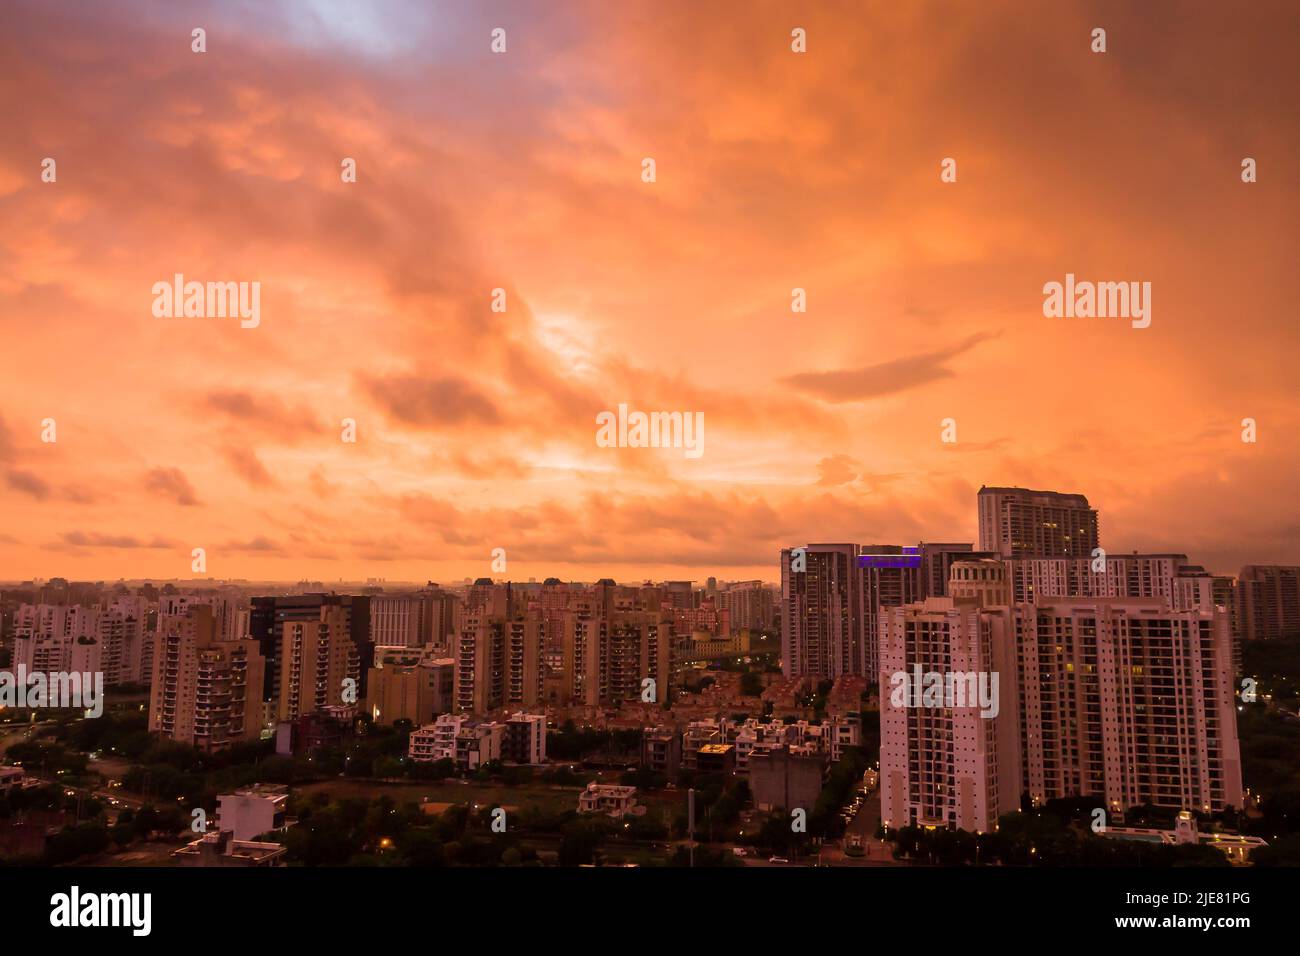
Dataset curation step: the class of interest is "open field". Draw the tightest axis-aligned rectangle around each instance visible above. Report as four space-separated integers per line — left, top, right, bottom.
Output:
296 770 689 821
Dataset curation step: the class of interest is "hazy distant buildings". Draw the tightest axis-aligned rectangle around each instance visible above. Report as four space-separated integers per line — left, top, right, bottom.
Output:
977 486 1099 559
1237 565 1300 641
718 580 775 632
780 543 976 679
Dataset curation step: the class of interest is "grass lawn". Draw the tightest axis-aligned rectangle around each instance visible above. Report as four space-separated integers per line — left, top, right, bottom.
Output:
295 772 690 820
296 778 582 814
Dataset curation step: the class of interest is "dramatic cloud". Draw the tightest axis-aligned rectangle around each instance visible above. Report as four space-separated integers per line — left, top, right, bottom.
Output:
142 467 200 507
6 469 50 501
202 390 326 442
783 334 996 402
360 373 503 429
0 0 1297 580
816 455 860 487
223 446 277 487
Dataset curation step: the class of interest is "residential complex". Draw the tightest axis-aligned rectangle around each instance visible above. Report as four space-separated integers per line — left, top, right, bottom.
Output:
977 486 1100 559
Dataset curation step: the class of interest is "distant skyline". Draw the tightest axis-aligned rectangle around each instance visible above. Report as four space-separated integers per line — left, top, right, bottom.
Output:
2 1 1299 582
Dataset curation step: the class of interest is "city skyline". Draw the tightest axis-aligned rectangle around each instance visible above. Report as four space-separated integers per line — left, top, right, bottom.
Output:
3 1 1300 583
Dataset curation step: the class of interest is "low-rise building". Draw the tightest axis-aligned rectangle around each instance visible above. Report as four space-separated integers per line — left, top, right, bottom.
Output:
695 742 736 775
578 783 645 818
216 784 289 842
0 766 26 795
641 727 682 781
749 747 826 813
174 829 287 867
455 721 504 770
1099 811 1267 865
409 714 463 763
503 712 547 765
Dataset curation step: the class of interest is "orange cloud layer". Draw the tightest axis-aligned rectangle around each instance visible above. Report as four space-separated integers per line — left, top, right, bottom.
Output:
1 0 1297 583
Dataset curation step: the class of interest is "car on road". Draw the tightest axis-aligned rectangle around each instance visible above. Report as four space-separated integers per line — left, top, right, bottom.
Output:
768 856 790 864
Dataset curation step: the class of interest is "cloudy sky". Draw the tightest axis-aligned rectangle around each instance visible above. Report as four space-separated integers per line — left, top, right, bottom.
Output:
1 0 1297 583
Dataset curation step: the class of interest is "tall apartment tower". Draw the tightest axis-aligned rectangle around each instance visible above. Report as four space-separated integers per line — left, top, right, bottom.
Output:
455 614 507 714
607 611 674 705
148 605 265 752
858 546 925 678
997 598 1242 815
878 597 1021 833
505 614 547 709
96 599 146 685
249 594 371 717
780 544 864 679
369 595 423 650
275 603 360 722
977 486 1099 559
720 580 775 633
1237 565 1300 641
554 605 672 708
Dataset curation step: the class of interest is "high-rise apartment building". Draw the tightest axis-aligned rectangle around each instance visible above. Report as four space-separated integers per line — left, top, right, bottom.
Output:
996 598 1241 815
977 486 1099 559
1004 553 1216 608
719 580 775 633
369 595 422 650
859 545 925 677
249 594 370 719
274 603 361 722
456 613 507 714
879 597 1021 833
780 544 864 679
505 614 547 709
148 605 265 752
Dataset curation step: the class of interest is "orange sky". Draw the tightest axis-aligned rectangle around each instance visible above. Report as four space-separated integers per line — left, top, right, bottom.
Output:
1 0 1298 584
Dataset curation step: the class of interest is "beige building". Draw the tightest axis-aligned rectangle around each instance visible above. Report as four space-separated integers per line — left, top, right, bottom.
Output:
148 605 265 751
365 648 454 726
879 597 1021 834
1001 598 1242 815
977 486 1099 559
275 603 359 722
